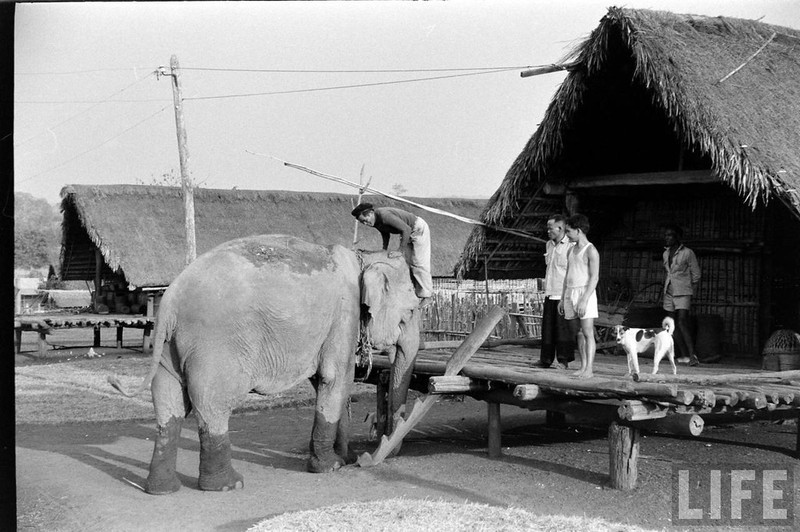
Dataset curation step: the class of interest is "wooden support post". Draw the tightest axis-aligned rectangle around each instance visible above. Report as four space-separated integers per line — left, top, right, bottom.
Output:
94 249 102 311
37 332 48 357
142 323 152 353
796 420 799 459
93 326 101 348
608 422 639 490
15 329 22 354
487 402 502 458
116 326 123 348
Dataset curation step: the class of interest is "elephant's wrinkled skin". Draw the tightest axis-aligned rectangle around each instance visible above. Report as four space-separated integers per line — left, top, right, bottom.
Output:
110 235 420 494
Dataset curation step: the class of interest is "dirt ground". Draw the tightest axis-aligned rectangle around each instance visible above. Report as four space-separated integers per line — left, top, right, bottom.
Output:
13 328 800 531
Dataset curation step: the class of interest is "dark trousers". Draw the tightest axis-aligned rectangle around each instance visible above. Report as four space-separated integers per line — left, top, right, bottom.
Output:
540 297 576 364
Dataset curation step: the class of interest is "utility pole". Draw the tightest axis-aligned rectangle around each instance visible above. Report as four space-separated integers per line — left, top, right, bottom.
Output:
161 55 196 265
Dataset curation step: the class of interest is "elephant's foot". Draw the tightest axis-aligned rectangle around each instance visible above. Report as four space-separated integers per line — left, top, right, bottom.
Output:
198 428 244 492
308 417 346 473
145 417 183 495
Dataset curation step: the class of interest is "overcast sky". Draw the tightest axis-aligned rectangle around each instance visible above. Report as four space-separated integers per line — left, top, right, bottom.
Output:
14 0 800 205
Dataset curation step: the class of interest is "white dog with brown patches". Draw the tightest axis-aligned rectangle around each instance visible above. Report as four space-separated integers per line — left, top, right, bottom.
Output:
613 317 676 376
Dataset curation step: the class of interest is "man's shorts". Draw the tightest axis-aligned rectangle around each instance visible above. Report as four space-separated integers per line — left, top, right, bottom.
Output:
563 286 598 320
663 292 691 311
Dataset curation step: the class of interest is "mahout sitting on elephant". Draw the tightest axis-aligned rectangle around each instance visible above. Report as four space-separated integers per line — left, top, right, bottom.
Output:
109 234 420 494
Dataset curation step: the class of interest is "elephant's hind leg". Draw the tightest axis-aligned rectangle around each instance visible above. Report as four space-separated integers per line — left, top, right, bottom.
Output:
146 366 189 495
190 358 245 492
197 426 243 492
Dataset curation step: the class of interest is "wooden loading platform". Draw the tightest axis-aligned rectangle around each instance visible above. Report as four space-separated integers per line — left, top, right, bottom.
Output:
364 345 800 490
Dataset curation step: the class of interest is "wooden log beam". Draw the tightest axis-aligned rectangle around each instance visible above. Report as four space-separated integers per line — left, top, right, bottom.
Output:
628 414 704 437
690 390 717 408
618 400 668 422
428 376 488 394
700 407 800 426
472 391 623 425
513 384 543 400
608 422 639 490
419 337 542 351
736 391 768 410
634 370 800 385
567 170 716 189
463 365 680 399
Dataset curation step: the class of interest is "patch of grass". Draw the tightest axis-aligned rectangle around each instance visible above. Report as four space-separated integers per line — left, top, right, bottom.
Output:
247 498 658 532
15 354 374 424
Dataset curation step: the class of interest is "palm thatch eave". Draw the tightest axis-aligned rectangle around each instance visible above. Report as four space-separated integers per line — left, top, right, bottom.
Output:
457 7 800 276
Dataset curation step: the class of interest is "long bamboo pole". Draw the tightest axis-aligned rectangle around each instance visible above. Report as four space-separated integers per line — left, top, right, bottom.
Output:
246 151 546 244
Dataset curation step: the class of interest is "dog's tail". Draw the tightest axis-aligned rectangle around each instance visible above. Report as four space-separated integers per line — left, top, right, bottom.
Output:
662 316 675 335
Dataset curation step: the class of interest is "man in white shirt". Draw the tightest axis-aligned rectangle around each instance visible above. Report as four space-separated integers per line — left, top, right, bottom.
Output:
533 214 576 369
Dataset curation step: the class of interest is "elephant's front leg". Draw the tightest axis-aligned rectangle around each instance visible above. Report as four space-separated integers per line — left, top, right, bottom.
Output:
386 331 420 448
308 363 352 472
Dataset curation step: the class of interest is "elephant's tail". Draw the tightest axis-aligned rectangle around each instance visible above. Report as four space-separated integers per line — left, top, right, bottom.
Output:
107 308 177 398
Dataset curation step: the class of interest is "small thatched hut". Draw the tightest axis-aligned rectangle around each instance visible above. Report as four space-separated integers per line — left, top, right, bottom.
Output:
60 185 485 292
456 8 800 357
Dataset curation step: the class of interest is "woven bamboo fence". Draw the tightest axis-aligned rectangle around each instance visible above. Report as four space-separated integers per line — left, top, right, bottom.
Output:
421 278 546 342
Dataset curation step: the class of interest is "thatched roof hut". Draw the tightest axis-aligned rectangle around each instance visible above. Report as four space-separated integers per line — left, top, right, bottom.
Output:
60 185 485 288
457 8 800 356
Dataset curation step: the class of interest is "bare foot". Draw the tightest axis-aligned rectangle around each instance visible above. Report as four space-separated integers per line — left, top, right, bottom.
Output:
576 371 593 379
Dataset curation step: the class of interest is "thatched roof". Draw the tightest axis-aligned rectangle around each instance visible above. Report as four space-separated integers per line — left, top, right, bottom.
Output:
458 7 800 278
60 185 485 287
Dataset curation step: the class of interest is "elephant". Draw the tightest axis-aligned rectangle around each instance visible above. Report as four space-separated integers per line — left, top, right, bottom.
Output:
109 234 421 494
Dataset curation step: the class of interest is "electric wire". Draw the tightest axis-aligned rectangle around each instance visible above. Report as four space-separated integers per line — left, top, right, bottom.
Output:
181 65 541 73
16 104 171 185
15 71 157 147
16 65 527 104
185 66 521 101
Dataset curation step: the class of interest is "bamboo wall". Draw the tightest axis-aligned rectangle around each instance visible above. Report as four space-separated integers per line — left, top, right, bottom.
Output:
590 186 766 356
421 278 545 341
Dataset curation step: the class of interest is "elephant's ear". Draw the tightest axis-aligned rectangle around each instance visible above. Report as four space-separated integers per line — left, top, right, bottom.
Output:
361 267 389 313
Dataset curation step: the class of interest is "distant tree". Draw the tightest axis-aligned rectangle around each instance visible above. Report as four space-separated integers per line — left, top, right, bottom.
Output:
392 183 408 196
14 193 61 270
15 229 51 269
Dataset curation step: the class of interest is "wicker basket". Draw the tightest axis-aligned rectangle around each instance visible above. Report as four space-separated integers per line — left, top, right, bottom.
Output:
761 329 800 371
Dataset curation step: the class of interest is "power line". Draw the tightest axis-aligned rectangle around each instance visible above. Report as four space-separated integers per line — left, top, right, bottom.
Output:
185 67 521 101
15 64 544 76
16 65 527 104
181 65 541 73
15 67 154 75
14 72 157 147
16 97 170 104
16 104 171 185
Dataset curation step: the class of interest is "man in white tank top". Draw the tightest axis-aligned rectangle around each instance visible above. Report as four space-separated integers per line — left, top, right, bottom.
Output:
558 214 600 379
